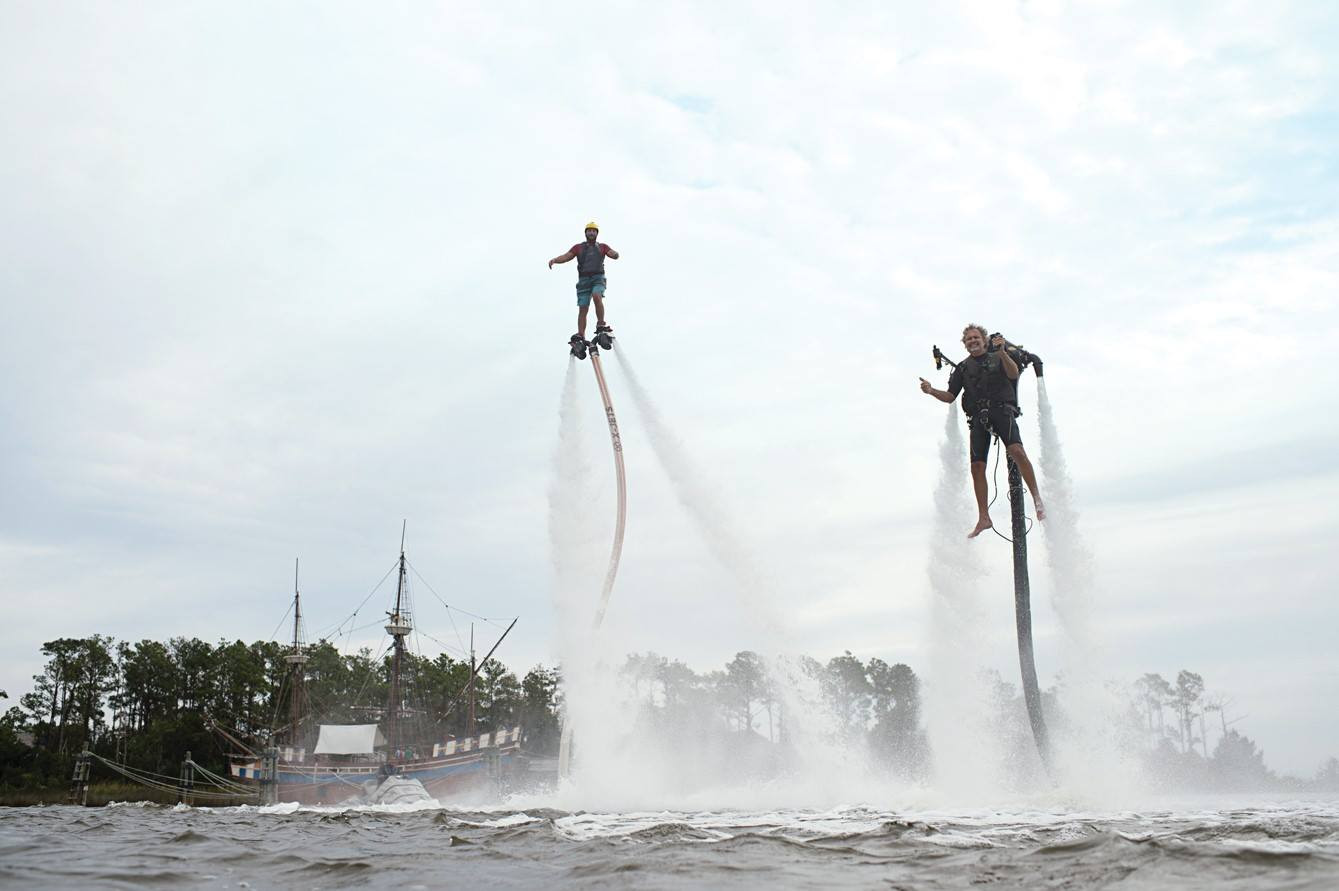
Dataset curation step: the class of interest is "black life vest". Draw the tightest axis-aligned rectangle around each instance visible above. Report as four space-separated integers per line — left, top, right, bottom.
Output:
577 241 605 278
957 352 1017 415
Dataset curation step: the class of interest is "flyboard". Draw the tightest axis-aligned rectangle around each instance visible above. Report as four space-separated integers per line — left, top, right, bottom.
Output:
931 337 1053 774
558 325 627 777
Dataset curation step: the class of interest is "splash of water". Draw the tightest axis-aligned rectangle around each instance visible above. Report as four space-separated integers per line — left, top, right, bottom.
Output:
1034 378 1140 801
609 347 784 641
1035 379 1095 646
924 404 1004 800
548 361 625 785
549 362 597 590
542 347 890 808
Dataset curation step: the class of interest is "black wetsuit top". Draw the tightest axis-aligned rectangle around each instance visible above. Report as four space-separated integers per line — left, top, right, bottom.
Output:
946 351 1018 414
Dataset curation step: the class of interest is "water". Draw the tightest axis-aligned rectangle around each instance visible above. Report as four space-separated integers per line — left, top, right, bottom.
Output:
3 799 1337 888
549 359 601 777
1033 377 1137 796
1035 377 1097 652
575 348 893 802
610 347 783 640
926 404 1000 795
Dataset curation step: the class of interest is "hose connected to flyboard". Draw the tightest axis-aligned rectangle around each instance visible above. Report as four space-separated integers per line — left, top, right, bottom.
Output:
558 344 627 779
588 346 627 629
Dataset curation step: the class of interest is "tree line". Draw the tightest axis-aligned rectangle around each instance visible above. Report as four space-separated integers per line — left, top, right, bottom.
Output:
616 650 929 779
0 634 559 794
0 637 928 793
3 637 1336 797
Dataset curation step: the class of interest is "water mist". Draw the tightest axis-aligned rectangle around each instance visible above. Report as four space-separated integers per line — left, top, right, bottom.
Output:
925 404 1005 799
549 361 626 794
1035 378 1137 800
592 347 891 808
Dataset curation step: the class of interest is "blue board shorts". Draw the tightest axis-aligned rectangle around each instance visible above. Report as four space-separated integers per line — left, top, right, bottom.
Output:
575 275 607 307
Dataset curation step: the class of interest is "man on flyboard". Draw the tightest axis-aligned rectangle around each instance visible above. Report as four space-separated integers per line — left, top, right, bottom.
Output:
549 221 619 359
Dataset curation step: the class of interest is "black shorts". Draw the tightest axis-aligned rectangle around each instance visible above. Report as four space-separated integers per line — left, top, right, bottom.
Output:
968 405 1021 463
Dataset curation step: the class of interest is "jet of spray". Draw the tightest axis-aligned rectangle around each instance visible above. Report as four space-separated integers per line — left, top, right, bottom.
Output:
549 361 624 783
1034 378 1138 801
1035 379 1095 645
924 404 1005 800
610 346 785 642
603 346 893 805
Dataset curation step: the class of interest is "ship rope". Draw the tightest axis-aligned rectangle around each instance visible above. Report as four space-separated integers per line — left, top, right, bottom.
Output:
86 752 258 801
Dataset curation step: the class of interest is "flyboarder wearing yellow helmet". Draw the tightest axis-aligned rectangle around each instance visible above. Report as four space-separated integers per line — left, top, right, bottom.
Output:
549 221 619 359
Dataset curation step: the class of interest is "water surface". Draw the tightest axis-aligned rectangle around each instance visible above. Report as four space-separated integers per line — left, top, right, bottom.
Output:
2 798 1337 888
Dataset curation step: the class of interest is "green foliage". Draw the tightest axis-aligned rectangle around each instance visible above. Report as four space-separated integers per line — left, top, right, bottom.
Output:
520 666 561 753
2 632 561 794
614 649 926 775
14 634 1303 799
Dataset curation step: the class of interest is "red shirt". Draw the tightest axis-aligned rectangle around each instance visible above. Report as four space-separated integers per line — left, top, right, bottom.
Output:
571 242 614 256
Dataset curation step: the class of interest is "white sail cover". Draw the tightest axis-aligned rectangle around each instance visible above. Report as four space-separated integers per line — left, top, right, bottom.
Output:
313 724 386 755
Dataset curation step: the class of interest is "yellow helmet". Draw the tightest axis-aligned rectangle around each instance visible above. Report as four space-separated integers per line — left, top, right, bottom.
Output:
584 220 599 232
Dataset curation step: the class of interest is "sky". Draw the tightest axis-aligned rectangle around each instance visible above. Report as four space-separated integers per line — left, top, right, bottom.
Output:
1 1 1337 775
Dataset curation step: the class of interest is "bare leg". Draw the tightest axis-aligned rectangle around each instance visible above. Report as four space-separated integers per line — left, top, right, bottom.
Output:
593 294 607 327
969 460 992 537
577 305 589 338
1006 444 1045 520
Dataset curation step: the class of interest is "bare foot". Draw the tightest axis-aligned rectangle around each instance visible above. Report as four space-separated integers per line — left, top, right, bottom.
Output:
1035 502 1046 521
968 516 993 538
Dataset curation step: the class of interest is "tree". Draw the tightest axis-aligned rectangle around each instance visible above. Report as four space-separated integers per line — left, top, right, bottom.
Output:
1172 670 1204 755
116 640 175 731
69 636 116 752
721 651 768 734
623 652 667 707
519 666 560 754
1211 729 1273 789
657 660 698 712
18 638 117 754
170 637 216 713
475 658 522 735
1134 673 1173 745
868 659 925 775
1316 757 1339 792
822 652 872 738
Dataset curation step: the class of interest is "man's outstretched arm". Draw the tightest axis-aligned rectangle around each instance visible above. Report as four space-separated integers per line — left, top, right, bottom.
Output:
920 378 956 404
548 250 576 269
604 246 620 260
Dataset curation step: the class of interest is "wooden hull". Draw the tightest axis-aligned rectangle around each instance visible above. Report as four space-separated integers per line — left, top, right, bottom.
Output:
231 742 525 805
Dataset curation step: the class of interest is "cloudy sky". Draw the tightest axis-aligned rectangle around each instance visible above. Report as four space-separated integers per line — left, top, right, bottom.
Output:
2 1 1336 774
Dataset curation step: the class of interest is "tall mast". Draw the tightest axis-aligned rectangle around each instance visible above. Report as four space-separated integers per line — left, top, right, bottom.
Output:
283 558 308 747
385 522 412 757
467 624 476 737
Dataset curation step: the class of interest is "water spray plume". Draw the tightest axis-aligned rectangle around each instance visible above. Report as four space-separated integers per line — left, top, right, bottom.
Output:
1035 379 1095 645
925 404 1005 800
549 361 613 781
546 346 901 808
609 347 784 642
1033 379 1139 801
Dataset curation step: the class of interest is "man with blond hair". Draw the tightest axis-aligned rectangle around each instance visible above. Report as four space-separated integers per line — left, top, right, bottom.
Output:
920 324 1045 537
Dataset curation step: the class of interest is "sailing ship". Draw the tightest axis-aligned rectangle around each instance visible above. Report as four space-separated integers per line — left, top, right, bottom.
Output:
227 531 527 805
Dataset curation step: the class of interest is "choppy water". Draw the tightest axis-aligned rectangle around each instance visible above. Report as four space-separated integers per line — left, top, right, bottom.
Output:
2 798 1338 888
